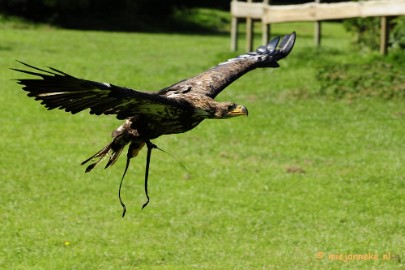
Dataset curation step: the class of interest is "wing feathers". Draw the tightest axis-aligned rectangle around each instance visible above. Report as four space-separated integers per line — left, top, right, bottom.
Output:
13 32 296 120
169 32 296 98
12 62 185 120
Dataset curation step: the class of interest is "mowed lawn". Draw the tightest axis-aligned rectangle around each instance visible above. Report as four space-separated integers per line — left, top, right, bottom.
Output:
1 21 404 269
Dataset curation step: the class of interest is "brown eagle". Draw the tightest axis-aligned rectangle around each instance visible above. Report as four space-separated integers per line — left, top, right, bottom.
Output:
13 32 296 216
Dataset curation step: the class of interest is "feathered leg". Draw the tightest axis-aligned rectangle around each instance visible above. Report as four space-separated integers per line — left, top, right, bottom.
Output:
81 120 139 172
81 142 115 172
81 137 129 173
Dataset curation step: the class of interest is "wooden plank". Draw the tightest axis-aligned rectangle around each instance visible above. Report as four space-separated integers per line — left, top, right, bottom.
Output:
361 1 405 17
262 0 271 45
231 2 264 19
380 16 389 55
314 0 321 47
243 0 405 23
231 0 405 22
230 0 405 54
262 23 270 45
231 16 239 51
246 17 254 52
263 2 358 23
246 0 254 52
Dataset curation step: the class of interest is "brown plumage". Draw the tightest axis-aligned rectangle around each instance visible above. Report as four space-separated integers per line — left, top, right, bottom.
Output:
12 32 296 216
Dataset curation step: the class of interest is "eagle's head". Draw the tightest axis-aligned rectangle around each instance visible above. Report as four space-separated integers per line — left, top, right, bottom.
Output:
191 95 248 119
212 102 248 119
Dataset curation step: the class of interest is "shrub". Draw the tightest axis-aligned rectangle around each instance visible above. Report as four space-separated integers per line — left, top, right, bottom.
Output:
344 16 405 52
390 16 405 50
343 17 381 51
317 55 405 99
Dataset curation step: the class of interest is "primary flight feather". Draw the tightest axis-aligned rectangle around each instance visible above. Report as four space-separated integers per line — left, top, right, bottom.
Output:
13 32 296 215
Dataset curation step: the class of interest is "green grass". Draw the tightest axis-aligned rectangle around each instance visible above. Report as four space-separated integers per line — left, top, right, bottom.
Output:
1 20 405 269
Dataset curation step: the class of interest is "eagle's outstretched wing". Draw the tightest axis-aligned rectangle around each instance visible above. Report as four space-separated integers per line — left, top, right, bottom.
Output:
162 32 296 98
12 62 190 120
13 32 295 120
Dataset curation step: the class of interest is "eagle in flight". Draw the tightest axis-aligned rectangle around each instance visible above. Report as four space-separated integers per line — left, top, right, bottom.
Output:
13 32 296 216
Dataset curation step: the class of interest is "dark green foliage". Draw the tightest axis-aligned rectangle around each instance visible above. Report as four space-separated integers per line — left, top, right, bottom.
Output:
390 16 405 49
171 8 230 33
344 16 405 52
343 17 381 51
0 0 180 30
317 54 405 99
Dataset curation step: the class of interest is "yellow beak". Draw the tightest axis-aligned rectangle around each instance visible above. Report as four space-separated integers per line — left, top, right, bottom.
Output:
229 105 248 116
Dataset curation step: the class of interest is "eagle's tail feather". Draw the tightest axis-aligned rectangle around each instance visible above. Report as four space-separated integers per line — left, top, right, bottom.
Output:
81 135 130 173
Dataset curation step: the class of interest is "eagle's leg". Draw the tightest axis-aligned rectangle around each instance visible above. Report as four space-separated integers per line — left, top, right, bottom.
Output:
142 140 157 209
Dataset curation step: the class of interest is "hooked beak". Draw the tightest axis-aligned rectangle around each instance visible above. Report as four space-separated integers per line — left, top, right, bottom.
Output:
229 105 248 117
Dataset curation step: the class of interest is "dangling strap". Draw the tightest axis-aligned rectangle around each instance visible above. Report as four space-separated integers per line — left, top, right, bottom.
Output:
142 141 157 209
